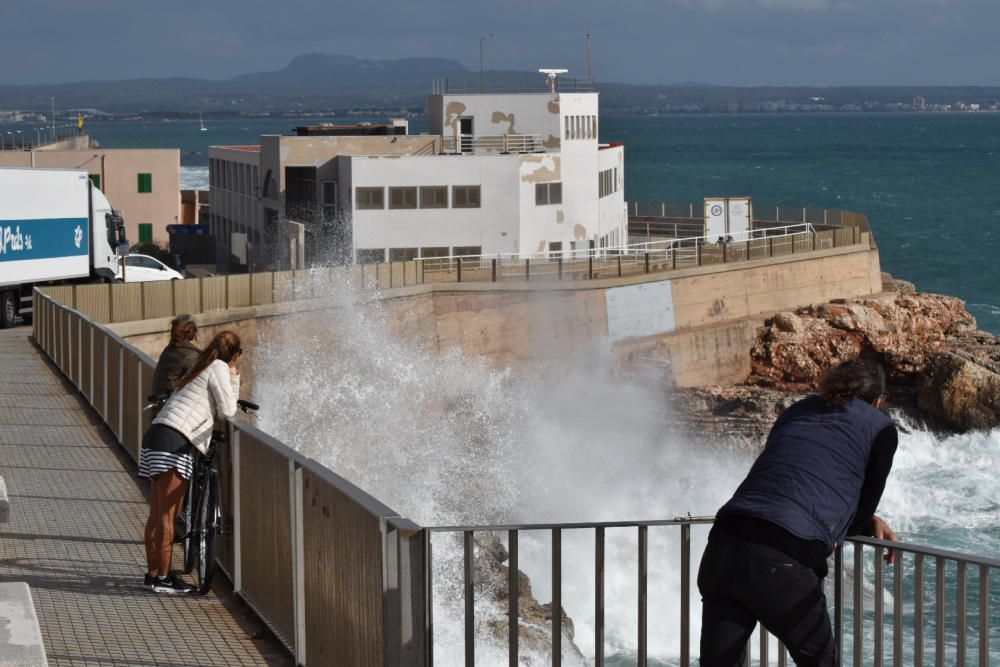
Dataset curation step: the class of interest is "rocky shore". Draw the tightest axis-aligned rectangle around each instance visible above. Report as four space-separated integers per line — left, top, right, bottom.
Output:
674 275 1000 446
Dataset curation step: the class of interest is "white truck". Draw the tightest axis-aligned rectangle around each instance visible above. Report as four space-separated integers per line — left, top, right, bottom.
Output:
0 167 127 327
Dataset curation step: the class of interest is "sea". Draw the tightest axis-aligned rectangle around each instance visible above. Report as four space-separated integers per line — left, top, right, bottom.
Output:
7 113 1000 663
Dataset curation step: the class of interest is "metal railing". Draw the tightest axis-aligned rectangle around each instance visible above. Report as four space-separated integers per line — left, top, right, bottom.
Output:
440 134 544 154
31 291 429 665
426 519 999 666
431 78 597 94
38 222 872 325
628 202 872 230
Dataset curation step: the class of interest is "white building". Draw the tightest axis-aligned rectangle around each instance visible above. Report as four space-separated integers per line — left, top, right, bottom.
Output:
209 78 627 268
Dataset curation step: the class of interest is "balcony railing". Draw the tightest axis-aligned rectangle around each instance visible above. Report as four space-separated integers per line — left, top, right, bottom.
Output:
440 133 545 155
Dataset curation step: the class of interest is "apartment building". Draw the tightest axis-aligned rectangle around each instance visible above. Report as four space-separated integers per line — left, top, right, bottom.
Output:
0 136 181 246
208 79 626 268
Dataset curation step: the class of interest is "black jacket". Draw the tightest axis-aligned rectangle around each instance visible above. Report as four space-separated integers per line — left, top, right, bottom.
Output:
151 342 200 395
714 395 897 572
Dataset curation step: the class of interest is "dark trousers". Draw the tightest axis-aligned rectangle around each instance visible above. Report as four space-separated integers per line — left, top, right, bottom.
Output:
698 534 836 666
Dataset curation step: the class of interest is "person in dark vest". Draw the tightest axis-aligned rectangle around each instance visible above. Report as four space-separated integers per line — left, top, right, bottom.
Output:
698 358 899 666
151 315 200 396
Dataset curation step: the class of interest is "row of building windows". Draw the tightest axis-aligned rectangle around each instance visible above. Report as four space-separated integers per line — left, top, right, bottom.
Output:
209 158 259 196
355 186 482 210
535 182 562 206
564 115 597 141
599 167 620 198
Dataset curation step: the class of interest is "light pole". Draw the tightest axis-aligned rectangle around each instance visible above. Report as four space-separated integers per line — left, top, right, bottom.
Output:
479 34 493 93
50 97 56 142
16 130 22 149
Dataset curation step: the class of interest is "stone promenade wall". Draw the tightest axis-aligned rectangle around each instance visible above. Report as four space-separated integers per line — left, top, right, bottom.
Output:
112 245 882 388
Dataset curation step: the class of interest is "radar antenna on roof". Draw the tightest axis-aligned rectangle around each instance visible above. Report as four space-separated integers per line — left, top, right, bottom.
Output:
539 68 569 93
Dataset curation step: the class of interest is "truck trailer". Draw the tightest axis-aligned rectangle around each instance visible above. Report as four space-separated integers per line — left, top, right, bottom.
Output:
0 167 127 327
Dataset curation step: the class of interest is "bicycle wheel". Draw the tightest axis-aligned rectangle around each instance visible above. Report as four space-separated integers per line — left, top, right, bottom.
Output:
195 470 220 594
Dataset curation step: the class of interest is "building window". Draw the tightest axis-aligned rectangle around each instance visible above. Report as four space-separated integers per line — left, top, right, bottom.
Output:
420 247 449 258
389 248 418 262
419 186 448 209
356 248 385 264
452 185 481 208
355 187 385 210
599 168 620 198
137 173 153 193
322 181 338 218
138 223 153 244
535 182 563 206
549 241 562 259
389 187 418 209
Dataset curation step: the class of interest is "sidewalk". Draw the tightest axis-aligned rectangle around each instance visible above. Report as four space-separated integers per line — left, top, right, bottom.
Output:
0 327 290 667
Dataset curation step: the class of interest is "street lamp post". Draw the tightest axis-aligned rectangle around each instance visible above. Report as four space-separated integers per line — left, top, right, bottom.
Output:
16 130 22 149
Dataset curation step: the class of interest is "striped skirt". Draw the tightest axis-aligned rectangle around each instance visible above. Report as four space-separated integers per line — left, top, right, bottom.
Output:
139 423 194 480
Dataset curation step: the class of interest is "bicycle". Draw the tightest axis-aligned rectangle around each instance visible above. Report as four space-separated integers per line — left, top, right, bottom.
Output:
144 392 259 594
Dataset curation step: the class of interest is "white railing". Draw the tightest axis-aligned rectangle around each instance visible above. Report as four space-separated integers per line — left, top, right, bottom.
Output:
440 134 544 154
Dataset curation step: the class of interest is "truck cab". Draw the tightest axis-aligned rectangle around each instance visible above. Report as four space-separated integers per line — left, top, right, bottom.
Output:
90 184 129 281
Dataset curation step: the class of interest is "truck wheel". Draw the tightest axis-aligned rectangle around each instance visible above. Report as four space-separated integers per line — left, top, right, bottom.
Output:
0 292 16 329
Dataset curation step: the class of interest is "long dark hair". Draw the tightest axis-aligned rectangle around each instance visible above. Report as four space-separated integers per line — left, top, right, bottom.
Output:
175 331 241 389
817 358 887 407
169 314 198 347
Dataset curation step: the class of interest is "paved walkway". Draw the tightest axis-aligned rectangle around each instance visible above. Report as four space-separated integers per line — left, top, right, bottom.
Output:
0 327 291 667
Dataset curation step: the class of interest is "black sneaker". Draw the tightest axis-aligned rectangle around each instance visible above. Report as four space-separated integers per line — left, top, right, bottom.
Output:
143 573 156 590
151 571 195 595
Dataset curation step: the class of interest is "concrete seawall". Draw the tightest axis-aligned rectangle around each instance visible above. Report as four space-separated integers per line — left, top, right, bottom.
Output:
113 244 882 388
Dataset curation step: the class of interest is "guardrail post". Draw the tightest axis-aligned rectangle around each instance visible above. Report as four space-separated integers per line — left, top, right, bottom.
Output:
491 258 497 282
644 253 650 274
680 523 691 667
696 242 702 266
671 248 677 270
812 231 817 252
457 257 462 283
722 242 728 264
290 458 307 664
617 255 622 278
525 259 530 282
595 527 605 667
557 258 563 281
588 256 593 279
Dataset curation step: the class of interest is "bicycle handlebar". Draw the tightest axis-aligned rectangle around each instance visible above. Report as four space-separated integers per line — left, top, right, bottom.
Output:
143 392 259 416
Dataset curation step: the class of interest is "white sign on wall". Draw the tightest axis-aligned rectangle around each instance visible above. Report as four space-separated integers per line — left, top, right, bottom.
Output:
606 280 676 343
704 197 753 241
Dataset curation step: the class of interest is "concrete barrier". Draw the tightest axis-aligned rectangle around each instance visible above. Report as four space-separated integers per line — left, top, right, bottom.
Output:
0 583 48 667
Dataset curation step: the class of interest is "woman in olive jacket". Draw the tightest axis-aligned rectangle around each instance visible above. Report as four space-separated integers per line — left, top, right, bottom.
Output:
151 315 200 395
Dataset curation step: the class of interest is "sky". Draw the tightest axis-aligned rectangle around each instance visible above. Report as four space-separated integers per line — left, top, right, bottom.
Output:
4 0 999 87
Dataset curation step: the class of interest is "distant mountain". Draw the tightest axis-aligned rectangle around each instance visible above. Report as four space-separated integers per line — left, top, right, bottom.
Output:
2 53 1000 115
231 53 469 86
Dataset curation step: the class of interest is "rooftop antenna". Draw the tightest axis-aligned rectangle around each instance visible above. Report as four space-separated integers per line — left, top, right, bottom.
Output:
586 34 593 86
539 68 568 94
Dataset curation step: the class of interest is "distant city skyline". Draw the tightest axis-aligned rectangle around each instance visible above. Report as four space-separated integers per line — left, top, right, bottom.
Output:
4 0 1000 87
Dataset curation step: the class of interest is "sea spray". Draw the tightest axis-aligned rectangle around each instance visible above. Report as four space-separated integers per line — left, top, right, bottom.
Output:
250 273 753 663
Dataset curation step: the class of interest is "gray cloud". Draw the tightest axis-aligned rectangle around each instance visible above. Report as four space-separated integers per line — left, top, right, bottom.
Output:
2 0 999 86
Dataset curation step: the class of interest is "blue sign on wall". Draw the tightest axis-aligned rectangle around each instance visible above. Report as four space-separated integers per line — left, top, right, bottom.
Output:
0 218 89 263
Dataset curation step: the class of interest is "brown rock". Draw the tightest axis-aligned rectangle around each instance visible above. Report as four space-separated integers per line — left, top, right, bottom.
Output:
917 352 1000 431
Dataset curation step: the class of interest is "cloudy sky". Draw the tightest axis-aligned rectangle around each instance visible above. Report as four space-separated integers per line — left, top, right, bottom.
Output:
4 0 998 86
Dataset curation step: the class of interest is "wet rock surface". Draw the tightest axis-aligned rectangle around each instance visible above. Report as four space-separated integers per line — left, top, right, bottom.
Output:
475 533 585 661
671 278 1000 440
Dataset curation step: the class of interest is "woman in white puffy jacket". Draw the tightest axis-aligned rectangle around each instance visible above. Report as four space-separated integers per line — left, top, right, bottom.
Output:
139 330 242 594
